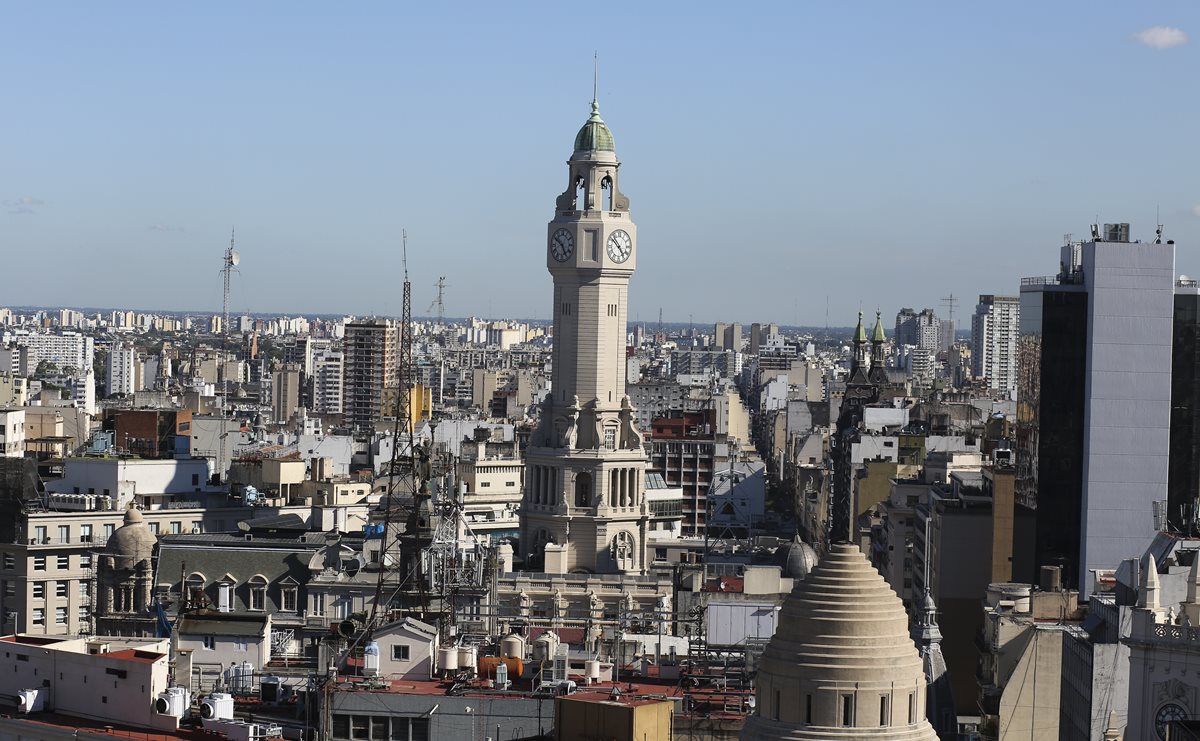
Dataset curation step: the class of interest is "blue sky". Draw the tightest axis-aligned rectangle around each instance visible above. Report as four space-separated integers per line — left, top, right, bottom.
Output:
2 2 1197 326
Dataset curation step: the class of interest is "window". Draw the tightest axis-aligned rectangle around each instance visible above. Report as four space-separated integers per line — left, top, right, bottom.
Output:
54 607 66 625
80 524 93 542
79 581 90 598
248 576 267 611
281 586 298 613
774 689 781 721
80 553 92 569
34 526 47 543
57 526 69 543
78 606 88 622
908 693 916 724
191 474 200 486
202 636 215 650
170 521 181 535
2 581 12 598
805 694 812 724
392 644 410 661
55 582 67 599
480 481 490 488
234 638 248 652
149 522 159 535
842 694 853 727
312 593 325 617
351 715 369 740
33 556 45 571
56 556 69 570
104 524 115 539
880 696 889 726
2 554 12 570
32 582 44 599
32 608 44 626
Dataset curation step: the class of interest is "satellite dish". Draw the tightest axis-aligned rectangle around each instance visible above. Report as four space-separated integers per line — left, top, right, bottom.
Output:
230 250 241 266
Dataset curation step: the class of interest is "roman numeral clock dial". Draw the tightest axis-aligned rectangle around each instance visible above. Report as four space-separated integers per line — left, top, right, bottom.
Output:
550 228 574 262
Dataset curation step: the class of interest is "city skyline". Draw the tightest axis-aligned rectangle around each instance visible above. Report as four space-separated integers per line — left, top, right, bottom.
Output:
2 3 1198 322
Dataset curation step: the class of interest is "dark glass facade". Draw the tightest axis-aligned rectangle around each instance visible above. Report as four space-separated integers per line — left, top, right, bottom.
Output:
1169 290 1200 533
1016 285 1088 587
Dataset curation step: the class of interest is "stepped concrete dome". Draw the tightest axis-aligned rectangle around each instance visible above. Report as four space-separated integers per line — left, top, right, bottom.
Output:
573 99 615 153
774 535 820 580
104 505 157 568
741 543 938 740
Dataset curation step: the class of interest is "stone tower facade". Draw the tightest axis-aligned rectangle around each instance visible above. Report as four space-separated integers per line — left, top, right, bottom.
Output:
521 96 649 575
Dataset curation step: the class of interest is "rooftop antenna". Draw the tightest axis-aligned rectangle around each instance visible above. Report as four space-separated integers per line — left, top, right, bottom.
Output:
221 228 240 346
1155 205 1164 244
940 294 958 342
593 52 598 104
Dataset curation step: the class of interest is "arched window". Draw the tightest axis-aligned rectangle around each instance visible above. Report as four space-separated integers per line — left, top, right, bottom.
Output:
601 175 613 211
185 572 206 608
611 531 635 571
574 175 586 212
248 575 268 611
574 472 592 508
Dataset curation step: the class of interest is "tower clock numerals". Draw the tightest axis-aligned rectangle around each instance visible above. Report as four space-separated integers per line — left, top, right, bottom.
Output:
606 229 632 263
550 229 575 262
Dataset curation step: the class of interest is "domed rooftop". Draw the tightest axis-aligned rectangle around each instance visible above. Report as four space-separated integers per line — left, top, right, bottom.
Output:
104 504 157 568
774 535 819 580
573 99 614 153
741 543 937 740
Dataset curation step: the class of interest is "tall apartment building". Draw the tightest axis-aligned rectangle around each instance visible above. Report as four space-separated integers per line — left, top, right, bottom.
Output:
713 322 742 352
14 332 94 372
272 363 301 424
1017 225 1174 595
105 344 136 397
971 295 1020 395
312 348 344 415
896 308 942 351
342 319 399 430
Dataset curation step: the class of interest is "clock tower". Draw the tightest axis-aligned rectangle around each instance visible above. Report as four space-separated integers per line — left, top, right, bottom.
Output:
521 95 649 575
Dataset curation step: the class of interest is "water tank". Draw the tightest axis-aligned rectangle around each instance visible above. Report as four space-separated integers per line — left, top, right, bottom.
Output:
532 632 559 662
458 645 477 675
260 676 281 704
17 688 43 714
200 691 235 721
500 634 524 660
363 642 381 677
495 661 509 690
438 646 460 674
155 687 190 717
585 660 601 685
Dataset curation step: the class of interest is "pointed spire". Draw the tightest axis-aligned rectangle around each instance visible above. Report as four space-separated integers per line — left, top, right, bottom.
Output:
853 310 867 343
872 310 886 343
1142 553 1160 610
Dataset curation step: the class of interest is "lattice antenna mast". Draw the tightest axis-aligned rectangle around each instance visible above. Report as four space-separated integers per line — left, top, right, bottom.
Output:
940 294 958 325
221 228 240 346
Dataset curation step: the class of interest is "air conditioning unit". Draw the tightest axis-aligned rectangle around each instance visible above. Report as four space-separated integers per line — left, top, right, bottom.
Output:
154 686 190 718
17 688 44 714
199 691 234 721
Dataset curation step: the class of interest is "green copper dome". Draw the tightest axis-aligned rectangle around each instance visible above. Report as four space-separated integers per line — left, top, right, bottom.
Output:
854 311 868 343
574 99 615 152
872 311 886 342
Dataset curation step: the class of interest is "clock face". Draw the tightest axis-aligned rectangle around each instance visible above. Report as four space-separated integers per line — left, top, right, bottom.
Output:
550 229 574 262
1156 702 1187 739
606 229 632 263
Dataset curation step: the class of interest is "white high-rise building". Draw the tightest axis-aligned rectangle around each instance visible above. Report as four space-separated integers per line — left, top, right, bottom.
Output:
312 349 344 415
106 344 137 397
15 332 93 373
970 294 1020 395
520 94 650 575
